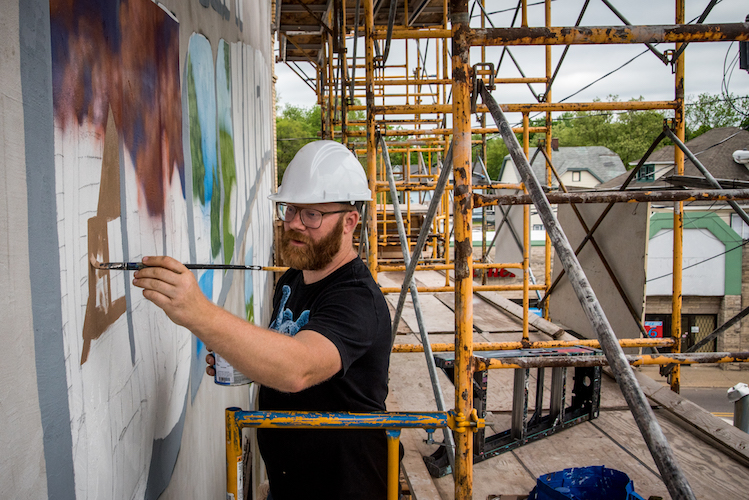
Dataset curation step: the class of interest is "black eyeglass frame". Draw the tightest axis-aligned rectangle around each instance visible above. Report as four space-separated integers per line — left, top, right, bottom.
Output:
276 203 355 229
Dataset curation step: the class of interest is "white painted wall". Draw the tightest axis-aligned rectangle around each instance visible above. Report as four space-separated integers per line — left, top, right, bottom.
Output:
558 170 599 188
0 2 49 498
2 1 275 499
647 228 726 296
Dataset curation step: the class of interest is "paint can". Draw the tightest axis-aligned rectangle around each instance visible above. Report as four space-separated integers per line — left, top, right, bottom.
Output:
214 353 252 386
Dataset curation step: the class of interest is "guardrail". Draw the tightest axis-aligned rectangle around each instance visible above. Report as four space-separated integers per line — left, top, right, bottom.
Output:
225 409 483 500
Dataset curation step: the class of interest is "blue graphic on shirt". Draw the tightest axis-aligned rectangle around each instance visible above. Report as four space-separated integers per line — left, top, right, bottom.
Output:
270 285 310 336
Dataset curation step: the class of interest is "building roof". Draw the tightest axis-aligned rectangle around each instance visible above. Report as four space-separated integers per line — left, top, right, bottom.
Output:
598 127 749 190
500 146 626 185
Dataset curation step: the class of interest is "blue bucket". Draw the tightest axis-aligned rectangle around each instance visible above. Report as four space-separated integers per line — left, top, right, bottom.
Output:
529 466 646 500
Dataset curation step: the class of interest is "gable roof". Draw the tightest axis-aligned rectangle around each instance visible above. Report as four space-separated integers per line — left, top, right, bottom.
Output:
500 146 626 185
598 127 749 189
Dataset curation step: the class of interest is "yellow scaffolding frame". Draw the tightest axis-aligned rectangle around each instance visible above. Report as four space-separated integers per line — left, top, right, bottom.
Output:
255 1 749 499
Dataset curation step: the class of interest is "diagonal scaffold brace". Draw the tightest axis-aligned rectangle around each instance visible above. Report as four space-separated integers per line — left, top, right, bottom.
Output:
379 135 457 475
476 80 696 500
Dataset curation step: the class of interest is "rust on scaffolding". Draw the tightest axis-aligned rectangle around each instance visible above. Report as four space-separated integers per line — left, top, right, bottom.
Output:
474 188 749 207
469 23 749 46
267 0 749 498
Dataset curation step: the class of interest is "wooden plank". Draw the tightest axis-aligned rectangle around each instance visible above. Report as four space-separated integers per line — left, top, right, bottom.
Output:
387 342 457 412
380 271 456 334
377 270 449 289
629 368 749 468
431 445 538 500
434 292 528 333
512 420 669 499
593 409 749 500
393 333 421 346
477 291 566 339
597 371 631 409
400 429 443 500
413 270 453 288
378 271 407 290
388 293 457 334
387 296 413 335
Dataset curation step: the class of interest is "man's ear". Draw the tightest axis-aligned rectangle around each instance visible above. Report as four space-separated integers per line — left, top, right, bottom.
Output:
342 209 360 234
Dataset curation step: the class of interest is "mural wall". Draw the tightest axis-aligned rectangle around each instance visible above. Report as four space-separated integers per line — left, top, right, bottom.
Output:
4 0 274 499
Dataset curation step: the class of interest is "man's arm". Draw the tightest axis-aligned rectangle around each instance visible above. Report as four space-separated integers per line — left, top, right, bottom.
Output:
132 256 342 392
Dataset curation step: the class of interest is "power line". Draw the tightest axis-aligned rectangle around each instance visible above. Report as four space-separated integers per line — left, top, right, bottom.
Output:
479 0 559 17
721 42 749 123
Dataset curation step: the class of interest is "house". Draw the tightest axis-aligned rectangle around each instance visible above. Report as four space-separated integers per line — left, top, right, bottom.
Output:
497 141 627 189
599 127 749 355
599 126 749 195
495 141 627 242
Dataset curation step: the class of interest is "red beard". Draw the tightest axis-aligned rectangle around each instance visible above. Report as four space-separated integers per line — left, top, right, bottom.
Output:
280 216 344 270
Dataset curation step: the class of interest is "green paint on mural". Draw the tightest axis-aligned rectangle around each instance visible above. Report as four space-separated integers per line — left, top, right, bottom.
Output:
210 167 221 258
220 128 236 265
187 55 206 205
246 295 254 322
223 43 232 92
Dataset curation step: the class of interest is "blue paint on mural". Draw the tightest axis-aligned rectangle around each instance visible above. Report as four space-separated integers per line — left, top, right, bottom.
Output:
187 34 218 209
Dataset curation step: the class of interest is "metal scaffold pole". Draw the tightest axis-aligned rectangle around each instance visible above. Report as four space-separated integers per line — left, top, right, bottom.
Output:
451 0 473 498
364 0 378 280
478 80 696 500
671 0 686 395
380 136 456 475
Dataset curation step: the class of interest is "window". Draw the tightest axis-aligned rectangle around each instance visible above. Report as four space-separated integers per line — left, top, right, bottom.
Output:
571 171 581 182
731 213 749 240
635 164 655 182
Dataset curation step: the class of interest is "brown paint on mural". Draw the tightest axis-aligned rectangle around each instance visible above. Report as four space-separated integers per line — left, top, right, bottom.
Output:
50 0 184 218
81 108 127 364
119 1 184 216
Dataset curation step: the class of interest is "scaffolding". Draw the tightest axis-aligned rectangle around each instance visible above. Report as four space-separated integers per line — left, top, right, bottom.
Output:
234 1 749 499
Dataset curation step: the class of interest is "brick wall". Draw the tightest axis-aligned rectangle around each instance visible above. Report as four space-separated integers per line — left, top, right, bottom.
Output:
645 296 721 315
740 241 749 369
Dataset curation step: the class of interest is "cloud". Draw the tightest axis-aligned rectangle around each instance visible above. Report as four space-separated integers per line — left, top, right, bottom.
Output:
274 0 749 111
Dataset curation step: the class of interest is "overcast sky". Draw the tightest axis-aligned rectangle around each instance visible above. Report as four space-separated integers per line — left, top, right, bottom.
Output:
274 0 749 123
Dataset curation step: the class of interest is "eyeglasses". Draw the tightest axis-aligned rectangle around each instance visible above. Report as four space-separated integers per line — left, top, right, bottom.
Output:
276 203 353 229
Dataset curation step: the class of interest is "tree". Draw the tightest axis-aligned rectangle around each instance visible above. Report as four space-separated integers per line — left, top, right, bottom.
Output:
485 138 509 181
476 116 548 181
275 101 368 183
686 92 749 140
275 104 321 183
552 96 668 167
477 96 670 177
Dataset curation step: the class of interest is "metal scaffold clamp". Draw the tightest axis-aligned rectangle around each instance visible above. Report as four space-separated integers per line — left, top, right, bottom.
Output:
471 63 495 114
448 409 485 433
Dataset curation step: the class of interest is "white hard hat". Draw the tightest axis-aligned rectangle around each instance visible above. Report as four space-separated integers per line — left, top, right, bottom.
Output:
269 140 372 204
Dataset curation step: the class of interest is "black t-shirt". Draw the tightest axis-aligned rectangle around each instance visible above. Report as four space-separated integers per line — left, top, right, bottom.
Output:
257 257 392 500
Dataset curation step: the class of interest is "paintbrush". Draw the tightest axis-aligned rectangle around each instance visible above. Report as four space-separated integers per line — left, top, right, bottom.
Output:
90 256 285 272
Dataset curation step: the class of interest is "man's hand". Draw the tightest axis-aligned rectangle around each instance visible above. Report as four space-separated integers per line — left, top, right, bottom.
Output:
132 256 213 331
205 351 216 377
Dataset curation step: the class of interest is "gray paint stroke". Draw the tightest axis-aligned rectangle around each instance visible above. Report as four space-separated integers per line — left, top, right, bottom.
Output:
20 0 76 498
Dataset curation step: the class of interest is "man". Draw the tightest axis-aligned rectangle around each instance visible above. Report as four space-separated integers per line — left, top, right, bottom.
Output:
133 140 392 499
